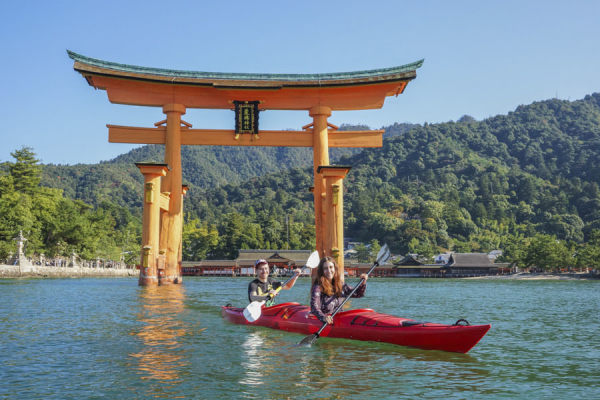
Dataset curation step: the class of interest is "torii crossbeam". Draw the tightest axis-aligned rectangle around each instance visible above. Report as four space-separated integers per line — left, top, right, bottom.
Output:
68 50 422 286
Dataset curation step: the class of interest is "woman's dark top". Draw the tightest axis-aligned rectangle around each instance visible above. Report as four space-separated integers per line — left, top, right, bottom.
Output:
248 278 282 305
310 281 366 324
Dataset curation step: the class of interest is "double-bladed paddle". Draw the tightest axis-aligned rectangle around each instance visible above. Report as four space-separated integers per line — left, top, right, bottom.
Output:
298 243 391 346
243 250 320 322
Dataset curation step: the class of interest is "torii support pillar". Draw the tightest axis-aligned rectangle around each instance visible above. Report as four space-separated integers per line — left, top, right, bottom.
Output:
318 165 351 272
136 163 169 286
310 106 331 257
160 104 186 285
178 185 189 282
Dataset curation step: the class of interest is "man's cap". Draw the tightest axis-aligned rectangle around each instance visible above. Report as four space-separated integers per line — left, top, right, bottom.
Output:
255 259 268 267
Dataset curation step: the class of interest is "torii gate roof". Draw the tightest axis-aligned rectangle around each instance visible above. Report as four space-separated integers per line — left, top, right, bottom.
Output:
68 50 423 111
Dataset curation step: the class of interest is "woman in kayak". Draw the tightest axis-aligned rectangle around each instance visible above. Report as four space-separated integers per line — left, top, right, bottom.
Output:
310 256 368 325
248 259 301 306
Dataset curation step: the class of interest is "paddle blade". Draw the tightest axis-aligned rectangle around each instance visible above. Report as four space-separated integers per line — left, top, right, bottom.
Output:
376 243 391 265
305 250 320 269
298 333 319 346
243 301 264 322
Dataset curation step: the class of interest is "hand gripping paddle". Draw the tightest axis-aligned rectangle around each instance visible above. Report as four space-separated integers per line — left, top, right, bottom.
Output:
298 244 391 346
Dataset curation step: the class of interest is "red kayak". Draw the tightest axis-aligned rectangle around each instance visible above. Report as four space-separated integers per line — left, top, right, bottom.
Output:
222 302 490 353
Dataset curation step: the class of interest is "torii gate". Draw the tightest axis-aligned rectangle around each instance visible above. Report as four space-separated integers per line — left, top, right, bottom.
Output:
68 51 422 286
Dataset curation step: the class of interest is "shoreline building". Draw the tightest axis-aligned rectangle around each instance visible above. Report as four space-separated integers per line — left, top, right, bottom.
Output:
182 250 312 277
393 252 510 278
183 250 509 278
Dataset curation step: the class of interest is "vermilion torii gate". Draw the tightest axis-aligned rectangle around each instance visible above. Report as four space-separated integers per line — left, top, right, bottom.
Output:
68 51 422 286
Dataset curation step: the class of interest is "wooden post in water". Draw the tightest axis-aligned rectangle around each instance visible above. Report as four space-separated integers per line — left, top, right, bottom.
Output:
160 104 186 284
318 166 351 272
310 106 331 260
179 185 189 282
136 163 169 286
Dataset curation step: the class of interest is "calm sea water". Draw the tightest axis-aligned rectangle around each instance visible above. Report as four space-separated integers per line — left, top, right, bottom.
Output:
0 277 598 399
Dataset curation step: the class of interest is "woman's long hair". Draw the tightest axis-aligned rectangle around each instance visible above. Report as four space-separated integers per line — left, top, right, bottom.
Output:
314 256 343 297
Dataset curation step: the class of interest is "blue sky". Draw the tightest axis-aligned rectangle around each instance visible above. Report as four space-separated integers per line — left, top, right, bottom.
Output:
1 0 598 164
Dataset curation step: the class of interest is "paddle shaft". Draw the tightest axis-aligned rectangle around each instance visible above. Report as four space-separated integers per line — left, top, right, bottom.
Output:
313 261 380 338
266 267 305 299
281 270 302 287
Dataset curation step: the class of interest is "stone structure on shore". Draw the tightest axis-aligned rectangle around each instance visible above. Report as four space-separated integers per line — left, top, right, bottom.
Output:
1 231 136 279
9 231 33 272
69 252 80 268
0 263 137 278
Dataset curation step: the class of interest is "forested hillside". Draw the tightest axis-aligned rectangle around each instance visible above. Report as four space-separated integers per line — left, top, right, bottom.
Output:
4 94 600 268
342 93 600 251
41 124 372 211
183 93 600 265
0 149 140 263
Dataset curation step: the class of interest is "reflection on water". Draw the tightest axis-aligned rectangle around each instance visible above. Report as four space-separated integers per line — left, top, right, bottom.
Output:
236 325 492 398
130 285 188 393
294 339 488 397
240 332 266 386
238 330 340 394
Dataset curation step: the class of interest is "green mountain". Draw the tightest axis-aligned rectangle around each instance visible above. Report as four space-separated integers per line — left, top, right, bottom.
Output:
41 124 376 213
340 93 600 253
37 93 600 261
184 93 600 257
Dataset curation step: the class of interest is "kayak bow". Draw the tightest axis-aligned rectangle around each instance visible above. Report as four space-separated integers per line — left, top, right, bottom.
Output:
222 302 490 353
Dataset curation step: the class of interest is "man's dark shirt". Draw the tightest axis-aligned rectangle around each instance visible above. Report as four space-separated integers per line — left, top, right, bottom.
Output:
248 278 282 306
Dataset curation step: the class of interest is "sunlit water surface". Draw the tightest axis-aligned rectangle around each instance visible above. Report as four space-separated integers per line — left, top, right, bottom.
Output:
1 277 598 399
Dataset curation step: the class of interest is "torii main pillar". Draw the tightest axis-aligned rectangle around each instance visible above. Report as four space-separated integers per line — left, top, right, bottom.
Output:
310 106 331 259
160 104 186 284
135 163 168 286
68 50 422 286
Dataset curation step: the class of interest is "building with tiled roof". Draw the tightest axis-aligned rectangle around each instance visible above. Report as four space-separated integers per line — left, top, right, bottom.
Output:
236 249 312 267
181 251 510 278
182 250 313 276
391 252 510 278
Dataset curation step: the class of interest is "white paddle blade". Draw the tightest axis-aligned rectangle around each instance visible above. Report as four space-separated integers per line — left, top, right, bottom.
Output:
305 250 320 269
376 244 391 265
243 301 265 322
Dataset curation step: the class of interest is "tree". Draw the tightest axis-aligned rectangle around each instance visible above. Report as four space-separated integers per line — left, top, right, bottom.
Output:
522 234 571 271
574 229 600 272
0 192 34 259
9 147 41 194
216 212 246 259
543 214 584 242
354 243 371 263
216 212 264 258
182 217 219 260
369 239 381 261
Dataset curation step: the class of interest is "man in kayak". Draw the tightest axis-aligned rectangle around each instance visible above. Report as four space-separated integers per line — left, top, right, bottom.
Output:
248 259 301 306
310 256 368 324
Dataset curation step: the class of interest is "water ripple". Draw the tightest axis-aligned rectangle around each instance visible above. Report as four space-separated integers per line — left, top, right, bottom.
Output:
0 277 598 399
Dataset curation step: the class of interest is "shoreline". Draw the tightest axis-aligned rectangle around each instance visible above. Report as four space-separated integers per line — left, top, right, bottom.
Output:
0 264 137 279
462 272 598 281
1 265 597 281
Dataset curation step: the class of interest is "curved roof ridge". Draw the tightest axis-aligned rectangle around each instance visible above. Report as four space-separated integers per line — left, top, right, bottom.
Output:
67 50 424 82
238 249 312 253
